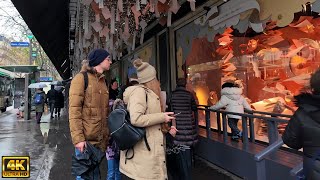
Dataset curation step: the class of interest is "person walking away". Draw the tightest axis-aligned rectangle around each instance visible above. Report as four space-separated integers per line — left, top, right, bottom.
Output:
209 81 252 141
69 49 112 180
282 69 320 180
54 88 64 117
47 85 57 119
120 59 176 180
33 88 46 124
168 78 198 180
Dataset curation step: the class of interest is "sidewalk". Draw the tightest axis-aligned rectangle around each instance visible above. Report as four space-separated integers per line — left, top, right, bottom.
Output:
0 109 241 180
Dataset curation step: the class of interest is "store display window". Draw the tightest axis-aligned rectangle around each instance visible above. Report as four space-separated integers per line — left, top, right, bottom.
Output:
175 11 320 142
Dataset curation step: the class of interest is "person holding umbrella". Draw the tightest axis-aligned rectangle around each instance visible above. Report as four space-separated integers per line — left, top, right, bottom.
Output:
33 88 46 124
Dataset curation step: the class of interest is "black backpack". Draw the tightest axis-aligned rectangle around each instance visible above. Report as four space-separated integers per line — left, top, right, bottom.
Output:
67 72 88 112
108 87 150 163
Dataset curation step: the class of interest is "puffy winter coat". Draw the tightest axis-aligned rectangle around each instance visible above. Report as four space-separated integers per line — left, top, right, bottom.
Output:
170 86 198 146
282 93 320 180
120 85 167 180
209 87 252 119
69 64 110 151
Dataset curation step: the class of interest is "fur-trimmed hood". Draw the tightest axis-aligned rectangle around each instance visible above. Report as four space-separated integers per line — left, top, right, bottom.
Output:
80 60 105 78
221 87 243 101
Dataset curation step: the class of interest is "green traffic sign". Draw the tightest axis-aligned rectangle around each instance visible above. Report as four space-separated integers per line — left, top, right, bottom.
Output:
32 53 37 57
27 35 34 39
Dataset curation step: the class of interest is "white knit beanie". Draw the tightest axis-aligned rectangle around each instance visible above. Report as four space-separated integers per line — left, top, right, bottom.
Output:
133 59 157 84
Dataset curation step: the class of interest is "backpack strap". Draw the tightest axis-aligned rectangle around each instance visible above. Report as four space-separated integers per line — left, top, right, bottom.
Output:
81 72 88 92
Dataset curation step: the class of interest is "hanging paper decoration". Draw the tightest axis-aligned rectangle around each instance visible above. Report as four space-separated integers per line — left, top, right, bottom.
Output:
131 5 141 30
93 34 98 48
124 17 129 33
110 32 114 51
83 7 89 34
91 14 103 32
116 9 120 22
132 31 136 50
155 1 160 17
111 7 115 34
140 20 147 44
136 0 141 11
127 6 131 16
149 0 156 12
142 3 151 15
169 0 180 14
117 0 124 12
91 21 103 32
100 26 110 37
101 6 111 20
141 0 147 5
82 0 92 6
187 0 196 11
98 0 104 9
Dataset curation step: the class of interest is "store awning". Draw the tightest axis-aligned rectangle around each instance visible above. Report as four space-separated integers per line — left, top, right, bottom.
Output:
0 65 39 73
11 0 70 79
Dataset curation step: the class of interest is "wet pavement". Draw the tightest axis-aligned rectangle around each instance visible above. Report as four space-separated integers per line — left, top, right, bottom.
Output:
0 108 240 180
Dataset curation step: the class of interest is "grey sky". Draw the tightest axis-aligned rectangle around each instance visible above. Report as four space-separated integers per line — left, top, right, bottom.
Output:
0 0 29 41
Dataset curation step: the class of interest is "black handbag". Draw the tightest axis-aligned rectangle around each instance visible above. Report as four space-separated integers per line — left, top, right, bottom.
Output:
108 88 150 163
109 107 150 151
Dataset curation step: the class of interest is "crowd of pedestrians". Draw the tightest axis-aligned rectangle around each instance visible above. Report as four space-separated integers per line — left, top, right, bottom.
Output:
67 48 320 180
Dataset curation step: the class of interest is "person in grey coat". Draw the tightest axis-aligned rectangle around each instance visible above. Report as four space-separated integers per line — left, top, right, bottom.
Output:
33 88 46 124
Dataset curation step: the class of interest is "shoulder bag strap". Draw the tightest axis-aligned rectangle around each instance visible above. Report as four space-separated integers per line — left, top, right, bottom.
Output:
143 88 151 151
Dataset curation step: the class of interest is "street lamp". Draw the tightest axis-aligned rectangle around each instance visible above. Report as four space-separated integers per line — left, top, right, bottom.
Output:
26 33 34 65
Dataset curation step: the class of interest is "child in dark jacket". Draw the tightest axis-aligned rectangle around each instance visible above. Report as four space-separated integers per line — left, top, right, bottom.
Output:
209 82 252 141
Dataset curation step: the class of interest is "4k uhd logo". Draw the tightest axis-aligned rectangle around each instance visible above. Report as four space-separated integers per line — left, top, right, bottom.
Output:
2 156 30 178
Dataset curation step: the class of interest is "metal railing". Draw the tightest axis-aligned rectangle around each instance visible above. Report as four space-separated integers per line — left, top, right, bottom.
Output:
196 105 290 144
195 105 303 179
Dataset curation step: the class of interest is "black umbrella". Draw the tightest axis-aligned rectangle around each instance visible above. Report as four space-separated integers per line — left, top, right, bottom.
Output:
71 142 105 179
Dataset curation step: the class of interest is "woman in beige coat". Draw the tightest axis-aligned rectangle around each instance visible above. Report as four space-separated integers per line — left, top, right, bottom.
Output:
120 59 177 180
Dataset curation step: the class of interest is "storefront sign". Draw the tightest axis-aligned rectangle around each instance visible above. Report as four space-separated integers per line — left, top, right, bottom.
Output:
10 42 30 47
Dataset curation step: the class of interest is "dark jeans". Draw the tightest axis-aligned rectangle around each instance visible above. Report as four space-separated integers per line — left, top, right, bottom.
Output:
228 118 241 137
107 159 121 180
55 108 61 116
75 148 100 180
167 149 192 180
36 112 43 123
49 101 55 117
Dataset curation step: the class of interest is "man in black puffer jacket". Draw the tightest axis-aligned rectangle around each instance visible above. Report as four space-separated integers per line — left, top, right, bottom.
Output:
283 69 320 180
168 78 198 180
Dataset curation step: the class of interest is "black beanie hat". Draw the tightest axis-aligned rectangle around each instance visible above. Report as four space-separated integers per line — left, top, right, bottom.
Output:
222 82 239 89
88 49 110 67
